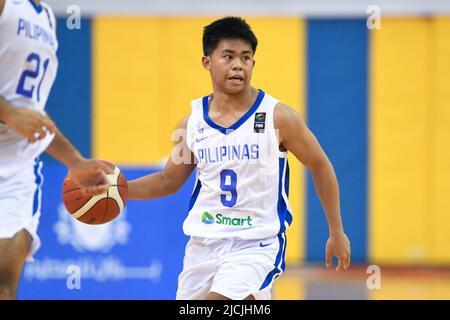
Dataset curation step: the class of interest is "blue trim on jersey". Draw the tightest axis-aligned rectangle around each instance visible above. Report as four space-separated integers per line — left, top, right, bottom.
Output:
28 0 43 13
281 234 287 272
32 159 43 215
285 161 293 225
202 89 265 135
188 177 202 211
277 158 293 233
285 160 290 197
259 233 286 290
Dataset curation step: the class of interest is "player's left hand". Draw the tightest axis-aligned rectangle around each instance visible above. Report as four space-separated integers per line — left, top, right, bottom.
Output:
326 231 351 271
68 159 113 196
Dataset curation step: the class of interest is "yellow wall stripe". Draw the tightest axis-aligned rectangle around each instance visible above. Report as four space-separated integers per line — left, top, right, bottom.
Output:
432 17 450 264
93 17 166 164
93 17 214 164
371 17 450 265
370 19 430 264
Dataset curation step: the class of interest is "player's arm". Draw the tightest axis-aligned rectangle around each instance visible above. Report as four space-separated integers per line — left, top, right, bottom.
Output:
0 96 112 194
45 129 113 195
1 99 113 195
128 114 196 200
0 95 56 142
275 103 351 271
0 0 5 16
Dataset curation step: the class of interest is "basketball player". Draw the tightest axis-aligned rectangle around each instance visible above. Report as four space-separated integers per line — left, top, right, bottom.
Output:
0 0 112 300
128 17 351 300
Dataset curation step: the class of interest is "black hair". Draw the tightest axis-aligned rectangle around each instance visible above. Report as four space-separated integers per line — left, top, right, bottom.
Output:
202 16 258 56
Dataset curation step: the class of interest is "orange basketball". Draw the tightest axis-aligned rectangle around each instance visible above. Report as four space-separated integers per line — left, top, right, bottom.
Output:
62 161 128 225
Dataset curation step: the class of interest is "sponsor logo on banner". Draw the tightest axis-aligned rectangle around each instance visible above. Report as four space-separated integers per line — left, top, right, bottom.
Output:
53 203 130 253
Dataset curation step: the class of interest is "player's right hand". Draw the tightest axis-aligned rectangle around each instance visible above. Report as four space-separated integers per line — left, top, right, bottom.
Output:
68 159 114 196
326 231 351 271
5 107 56 142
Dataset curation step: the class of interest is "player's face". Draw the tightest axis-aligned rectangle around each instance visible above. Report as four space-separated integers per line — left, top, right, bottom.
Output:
203 39 255 95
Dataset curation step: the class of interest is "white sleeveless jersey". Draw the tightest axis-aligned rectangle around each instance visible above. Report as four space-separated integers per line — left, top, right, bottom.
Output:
184 89 293 240
0 0 58 178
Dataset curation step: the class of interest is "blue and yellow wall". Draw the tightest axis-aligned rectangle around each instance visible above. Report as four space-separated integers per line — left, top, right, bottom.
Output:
45 16 450 266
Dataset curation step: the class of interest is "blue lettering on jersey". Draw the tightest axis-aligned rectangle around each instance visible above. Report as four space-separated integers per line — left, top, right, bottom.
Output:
232 145 240 158
17 19 55 48
198 144 259 164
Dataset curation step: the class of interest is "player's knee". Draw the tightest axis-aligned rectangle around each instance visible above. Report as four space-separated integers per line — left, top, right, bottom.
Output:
0 285 15 300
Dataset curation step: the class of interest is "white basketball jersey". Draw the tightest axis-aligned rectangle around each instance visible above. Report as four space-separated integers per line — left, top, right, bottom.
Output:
184 89 293 240
0 0 58 178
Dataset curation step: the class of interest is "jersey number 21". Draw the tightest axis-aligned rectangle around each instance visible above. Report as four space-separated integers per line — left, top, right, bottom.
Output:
16 52 50 102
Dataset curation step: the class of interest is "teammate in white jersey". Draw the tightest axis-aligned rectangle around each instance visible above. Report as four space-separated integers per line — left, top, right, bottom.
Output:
128 17 351 300
0 0 112 300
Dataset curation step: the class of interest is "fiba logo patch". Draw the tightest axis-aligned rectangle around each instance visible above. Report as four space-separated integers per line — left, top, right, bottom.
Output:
54 203 131 253
201 211 214 224
254 112 266 133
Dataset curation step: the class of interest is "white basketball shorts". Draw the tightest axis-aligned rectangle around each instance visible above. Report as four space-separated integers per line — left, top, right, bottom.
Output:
176 233 287 300
0 159 43 261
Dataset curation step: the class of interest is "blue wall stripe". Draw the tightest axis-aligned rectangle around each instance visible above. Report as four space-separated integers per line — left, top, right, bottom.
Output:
42 18 92 163
306 19 368 262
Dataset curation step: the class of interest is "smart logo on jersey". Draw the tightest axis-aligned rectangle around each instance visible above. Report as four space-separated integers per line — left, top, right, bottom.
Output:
201 212 253 227
201 212 215 224
254 112 266 133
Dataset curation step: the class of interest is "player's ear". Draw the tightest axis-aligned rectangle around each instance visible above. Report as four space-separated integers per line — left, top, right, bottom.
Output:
202 56 211 71
253 59 256 67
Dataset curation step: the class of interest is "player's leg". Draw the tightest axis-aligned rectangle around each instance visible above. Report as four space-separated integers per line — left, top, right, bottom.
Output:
0 229 32 300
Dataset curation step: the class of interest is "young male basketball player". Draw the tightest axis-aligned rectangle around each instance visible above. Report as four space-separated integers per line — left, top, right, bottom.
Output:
128 16 351 300
0 0 112 300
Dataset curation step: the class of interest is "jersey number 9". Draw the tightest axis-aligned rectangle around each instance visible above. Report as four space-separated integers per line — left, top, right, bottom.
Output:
220 169 237 207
